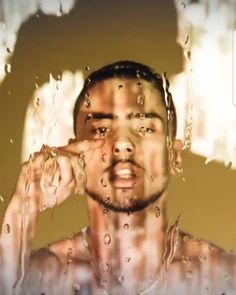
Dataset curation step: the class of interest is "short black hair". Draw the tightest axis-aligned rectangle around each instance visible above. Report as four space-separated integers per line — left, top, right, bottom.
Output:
73 60 177 138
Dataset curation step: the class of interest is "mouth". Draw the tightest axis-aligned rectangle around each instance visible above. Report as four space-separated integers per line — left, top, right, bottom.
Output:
109 162 139 188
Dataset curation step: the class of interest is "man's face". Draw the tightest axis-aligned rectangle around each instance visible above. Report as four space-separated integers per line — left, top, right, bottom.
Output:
76 77 171 212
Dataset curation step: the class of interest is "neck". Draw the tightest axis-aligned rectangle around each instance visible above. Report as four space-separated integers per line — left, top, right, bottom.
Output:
85 192 169 293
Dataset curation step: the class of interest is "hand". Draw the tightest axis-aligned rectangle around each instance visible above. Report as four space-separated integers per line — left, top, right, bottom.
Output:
14 139 104 214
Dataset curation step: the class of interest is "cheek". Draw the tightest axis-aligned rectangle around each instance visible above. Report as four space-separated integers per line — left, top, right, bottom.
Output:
143 141 169 176
85 150 104 177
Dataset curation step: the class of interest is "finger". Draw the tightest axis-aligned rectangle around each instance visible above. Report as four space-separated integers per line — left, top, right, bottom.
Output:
70 156 87 196
56 155 74 188
59 139 104 155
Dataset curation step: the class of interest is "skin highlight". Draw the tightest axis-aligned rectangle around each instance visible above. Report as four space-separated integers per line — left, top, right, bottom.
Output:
0 63 235 295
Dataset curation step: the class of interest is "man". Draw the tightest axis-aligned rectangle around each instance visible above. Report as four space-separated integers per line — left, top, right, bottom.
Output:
0 61 235 295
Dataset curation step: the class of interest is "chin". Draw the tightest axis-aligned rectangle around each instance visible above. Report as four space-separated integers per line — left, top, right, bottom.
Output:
86 184 168 213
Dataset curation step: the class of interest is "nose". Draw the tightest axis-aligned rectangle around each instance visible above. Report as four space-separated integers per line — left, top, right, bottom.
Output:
112 138 135 159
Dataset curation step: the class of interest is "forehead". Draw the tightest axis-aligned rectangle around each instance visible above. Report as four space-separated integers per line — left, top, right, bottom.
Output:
80 78 166 114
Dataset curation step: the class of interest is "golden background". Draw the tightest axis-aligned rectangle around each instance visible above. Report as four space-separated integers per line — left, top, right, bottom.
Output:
0 0 235 251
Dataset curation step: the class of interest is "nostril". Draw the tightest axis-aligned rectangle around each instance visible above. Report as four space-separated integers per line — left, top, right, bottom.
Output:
126 147 132 153
114 147 119 154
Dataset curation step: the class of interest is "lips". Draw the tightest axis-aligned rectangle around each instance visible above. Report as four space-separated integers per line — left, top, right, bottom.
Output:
109 162 139 188
115 168 135 179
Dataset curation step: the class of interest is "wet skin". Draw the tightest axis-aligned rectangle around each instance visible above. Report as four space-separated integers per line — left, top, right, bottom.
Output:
1 77 236 295
76 77 171 213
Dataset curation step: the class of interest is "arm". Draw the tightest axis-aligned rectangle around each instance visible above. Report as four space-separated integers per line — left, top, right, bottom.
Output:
0 163 41 294
0 139 104 294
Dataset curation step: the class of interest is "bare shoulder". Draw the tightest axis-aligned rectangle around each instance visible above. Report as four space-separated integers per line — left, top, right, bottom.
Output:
29 231 88 273
176 230 236 266
169 230 236 285
48 229 89 264
22 230 91 294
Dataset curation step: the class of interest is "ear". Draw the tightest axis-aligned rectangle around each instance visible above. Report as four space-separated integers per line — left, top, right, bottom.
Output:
169 139 183 176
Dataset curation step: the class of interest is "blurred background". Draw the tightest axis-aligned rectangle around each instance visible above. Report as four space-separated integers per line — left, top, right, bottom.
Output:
0 0 236 251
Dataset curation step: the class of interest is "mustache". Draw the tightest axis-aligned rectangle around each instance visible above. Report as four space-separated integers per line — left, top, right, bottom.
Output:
104 159 145 173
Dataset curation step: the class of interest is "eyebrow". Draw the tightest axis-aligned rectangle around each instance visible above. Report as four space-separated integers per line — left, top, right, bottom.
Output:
85 112 164 122
128 112 164 122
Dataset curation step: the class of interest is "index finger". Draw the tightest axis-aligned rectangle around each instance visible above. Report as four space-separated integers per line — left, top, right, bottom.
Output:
58 139 105 155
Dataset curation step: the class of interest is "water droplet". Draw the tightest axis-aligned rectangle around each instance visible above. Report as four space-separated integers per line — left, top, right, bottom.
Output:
129 197 137 205
67 247 73 258
78 172 84 180
208 245 215 251
181 2 186 8
73 283 80 293
118 276 124 283
40 205 47 212
118 84 123 90
0 195 4 202
34 97 40 108
36 13 39 18
137 82 142 88
5 223 10 234
184 50 191 61
75 188 85 197
103 208 109 214
224 274 229 280
186 270 193 278
59 0 63 15
9 138 14 144
85 98 91 108
124 257 131 263
78 153 85 168
149 175 154 182
176 167 186 181
6 47 13 54
100 279 109 291
104 196 110 204
183 109 193 151
137 95 145 105
101 178 108 188
101 153 107 162
184 35 189 45
100 262 110 272
85 113 93 124
85 66 90 71
103 233 111 245
154 206 160 218
199 253 207 262
136 71 141 79
182 255 190 264
35 82 39 89
138 127 146 136
183 235 190 242
98 127 107 138
123 223 129 230
4 64 11 74
139 113 145 120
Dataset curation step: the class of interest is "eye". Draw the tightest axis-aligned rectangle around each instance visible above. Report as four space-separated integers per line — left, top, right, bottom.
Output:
138 126 155 136
146 127 155 133
93 126 111 137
